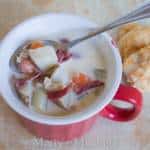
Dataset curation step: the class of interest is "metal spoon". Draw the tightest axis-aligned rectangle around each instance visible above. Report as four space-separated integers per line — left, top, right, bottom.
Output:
9 3 150 72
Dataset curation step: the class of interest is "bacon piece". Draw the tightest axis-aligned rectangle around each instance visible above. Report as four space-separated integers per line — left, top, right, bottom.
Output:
56 49 72 63
14 78 27 89
27 71 42 81
47 84 71 100
18 58 37 74
73 80 104 94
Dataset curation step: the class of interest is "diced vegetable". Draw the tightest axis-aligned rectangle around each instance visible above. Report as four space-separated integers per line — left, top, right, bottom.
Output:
31 88 47 112
29 41 44 49
56 49 72 63
16 50 28 63
14 78 33 104
29 46 58 71
46 100 65 113
58 90 78 109
72 73 90 88
19 81 33 97
50 65 70 86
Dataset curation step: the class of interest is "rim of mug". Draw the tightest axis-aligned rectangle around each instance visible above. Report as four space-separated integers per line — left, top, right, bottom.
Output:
0 13 122 125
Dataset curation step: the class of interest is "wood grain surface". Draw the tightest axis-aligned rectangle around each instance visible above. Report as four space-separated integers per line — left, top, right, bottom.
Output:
0 0 150 150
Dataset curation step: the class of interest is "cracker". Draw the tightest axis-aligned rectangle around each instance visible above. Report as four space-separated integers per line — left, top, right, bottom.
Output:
118 26 150 59
123 46 150 92
117 23 141 40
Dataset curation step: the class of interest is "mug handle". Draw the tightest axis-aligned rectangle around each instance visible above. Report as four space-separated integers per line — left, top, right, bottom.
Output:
100 84 142 121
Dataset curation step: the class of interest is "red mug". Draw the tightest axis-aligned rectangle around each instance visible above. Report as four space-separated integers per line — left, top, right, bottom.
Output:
0 14 143 142
22 84 142 141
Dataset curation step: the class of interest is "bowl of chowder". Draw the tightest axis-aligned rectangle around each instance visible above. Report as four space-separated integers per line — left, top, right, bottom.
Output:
0 13 142 141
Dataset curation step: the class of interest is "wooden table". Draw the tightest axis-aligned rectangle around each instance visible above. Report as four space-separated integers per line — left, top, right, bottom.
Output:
0 0 149 149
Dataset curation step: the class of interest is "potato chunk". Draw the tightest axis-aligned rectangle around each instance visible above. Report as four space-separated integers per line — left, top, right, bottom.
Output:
29 46 58 70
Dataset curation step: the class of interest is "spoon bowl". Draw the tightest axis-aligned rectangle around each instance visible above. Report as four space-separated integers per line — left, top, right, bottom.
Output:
9 39 61 73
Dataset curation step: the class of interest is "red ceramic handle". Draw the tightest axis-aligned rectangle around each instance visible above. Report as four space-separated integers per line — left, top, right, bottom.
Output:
100 84 142 121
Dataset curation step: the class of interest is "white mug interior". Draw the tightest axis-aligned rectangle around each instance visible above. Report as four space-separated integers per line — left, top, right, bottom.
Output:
0 13 122 125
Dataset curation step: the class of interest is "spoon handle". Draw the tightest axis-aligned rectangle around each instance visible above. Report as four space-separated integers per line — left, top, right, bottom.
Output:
69 3 150 47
